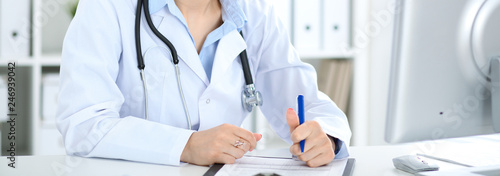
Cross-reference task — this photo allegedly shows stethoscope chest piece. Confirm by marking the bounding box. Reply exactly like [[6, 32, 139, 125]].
[[242, 84, 263, 112]]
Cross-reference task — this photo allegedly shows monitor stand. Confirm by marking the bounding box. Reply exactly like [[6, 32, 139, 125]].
[[491, 56, 500, 132]]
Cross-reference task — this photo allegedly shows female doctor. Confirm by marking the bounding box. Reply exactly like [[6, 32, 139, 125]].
[[57, 0, 351, 167]]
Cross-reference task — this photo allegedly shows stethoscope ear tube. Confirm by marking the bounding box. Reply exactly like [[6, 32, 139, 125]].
[[142, 0, 179, 65], [135, 0, 189, 127], [135, 0, 145, 69], [140, 0, 190, 129], [136, 0, 149, 120]]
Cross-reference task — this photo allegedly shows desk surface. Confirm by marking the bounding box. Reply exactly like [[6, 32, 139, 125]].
[[0, 154, 208, 176], [1, 135, 499, 176], [351, 134, 500, 176]]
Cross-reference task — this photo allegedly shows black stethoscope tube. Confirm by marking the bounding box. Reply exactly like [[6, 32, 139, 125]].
[[135, 0, 144, 69], [136, 0, 180, 68], [143, 0, 180, 65], [238, 32, 253, 85]]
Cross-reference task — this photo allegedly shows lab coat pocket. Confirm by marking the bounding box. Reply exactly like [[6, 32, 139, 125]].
[[142, 46, 174, 122]]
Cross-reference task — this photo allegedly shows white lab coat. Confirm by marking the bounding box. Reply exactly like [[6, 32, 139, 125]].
[[57, 0, 351, 165]]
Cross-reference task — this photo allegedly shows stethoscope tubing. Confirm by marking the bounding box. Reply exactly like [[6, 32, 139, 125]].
[[238, 31, 254, 85], [135, 0, 260, 130], [136, 0, 191, 130], [142, 0, 179, 65], [135, 0, 144, 69]]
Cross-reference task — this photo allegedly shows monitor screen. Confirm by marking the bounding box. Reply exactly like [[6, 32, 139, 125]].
[[385, 0, 500, 143]]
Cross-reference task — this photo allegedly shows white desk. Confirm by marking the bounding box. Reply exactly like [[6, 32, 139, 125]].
[[349, 145, 466, 176], [0, 147, 418, 176], [1, 135, 499, 176], [351, 134, 500, 176], [0, 155, 208, 176]]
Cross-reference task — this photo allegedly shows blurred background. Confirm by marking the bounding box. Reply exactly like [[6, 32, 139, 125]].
[[0, 0, 397, 156]]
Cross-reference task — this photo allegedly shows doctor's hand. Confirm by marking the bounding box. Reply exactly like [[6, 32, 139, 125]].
[[286, 108, 336, 167], [180, 123, 262, 166]]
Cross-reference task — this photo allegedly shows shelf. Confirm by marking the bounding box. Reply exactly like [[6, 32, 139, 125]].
[[0, 59, 34, 66], [299, 50, 354, 60], [39, 59, 61, 66], [40, 53, 62, 66]]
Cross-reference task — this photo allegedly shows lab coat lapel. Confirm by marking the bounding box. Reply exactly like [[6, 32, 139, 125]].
[[152, 13, 210, 86], [211, 30, 247, 84]]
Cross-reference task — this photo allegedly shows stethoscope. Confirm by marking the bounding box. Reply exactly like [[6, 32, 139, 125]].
[[135, 0, 262, 130]]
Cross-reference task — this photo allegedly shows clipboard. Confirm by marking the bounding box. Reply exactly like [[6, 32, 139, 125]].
[[203, 158, 356, 176]]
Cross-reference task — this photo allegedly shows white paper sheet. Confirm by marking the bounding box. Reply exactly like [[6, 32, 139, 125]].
[[215, 156, 348, 176]]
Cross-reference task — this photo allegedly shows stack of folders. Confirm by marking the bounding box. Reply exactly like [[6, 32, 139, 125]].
[[317, 59, 353, 114]]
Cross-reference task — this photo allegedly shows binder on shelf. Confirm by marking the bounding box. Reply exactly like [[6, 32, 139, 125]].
[[41, 74, 60, 125], [293, 0, 321, 53], [317, 59, 353, 113], [318, 60, 339, 97], [0, 0, 30, 59], [337, 61, 347, 102], [336, 60, 353, 111], [323, 0, 351, 54]]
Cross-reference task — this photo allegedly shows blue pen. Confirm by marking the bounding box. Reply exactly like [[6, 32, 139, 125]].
[[298, 95, 305, 153]]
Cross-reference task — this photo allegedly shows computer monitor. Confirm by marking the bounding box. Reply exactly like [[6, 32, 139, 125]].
[[385, 0, 500, 143]]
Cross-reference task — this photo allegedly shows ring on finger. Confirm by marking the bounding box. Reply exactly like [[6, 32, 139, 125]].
[[233, 140, 245, 147]]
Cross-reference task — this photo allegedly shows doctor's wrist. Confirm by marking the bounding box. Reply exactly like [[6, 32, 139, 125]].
[[180, 133, 195, 163], [327, 135, 341, 155]]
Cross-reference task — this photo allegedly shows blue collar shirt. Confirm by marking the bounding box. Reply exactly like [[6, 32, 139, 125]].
[[149, 0, 247, 81]]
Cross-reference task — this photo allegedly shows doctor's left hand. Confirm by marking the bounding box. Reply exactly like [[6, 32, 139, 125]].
[[180, 123, 262, 166], [286, 108, 336, 167]]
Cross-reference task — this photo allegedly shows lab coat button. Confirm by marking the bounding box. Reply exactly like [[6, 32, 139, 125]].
[[206, 99, 210, 104]]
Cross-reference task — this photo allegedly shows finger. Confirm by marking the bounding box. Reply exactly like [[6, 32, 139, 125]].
[[301, 133, 329, 152], [234, 135, 254, 152], [235, 139, 251, 152], [286, 108, 300, 133], [297, 145, 323, 162], [306, 150, 335, 168], [289, 143, 302, 156], [226, 136, 251, 153], [253, 133, 263, 141], [214, 153, 237, 164], [290, 122, 315, 143], [233, 128, 257, 150], [224, 146, 246, 159]]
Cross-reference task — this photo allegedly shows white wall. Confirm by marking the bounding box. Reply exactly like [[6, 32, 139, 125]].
[[350, 0, 398, 146], [367, 0, 397, 145]]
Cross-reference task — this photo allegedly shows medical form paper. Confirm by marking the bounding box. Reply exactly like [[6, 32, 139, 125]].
[[214, 156, 349, 176]]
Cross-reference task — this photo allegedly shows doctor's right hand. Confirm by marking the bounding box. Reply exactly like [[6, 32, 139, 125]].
[[180, 123, 262, 166]]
